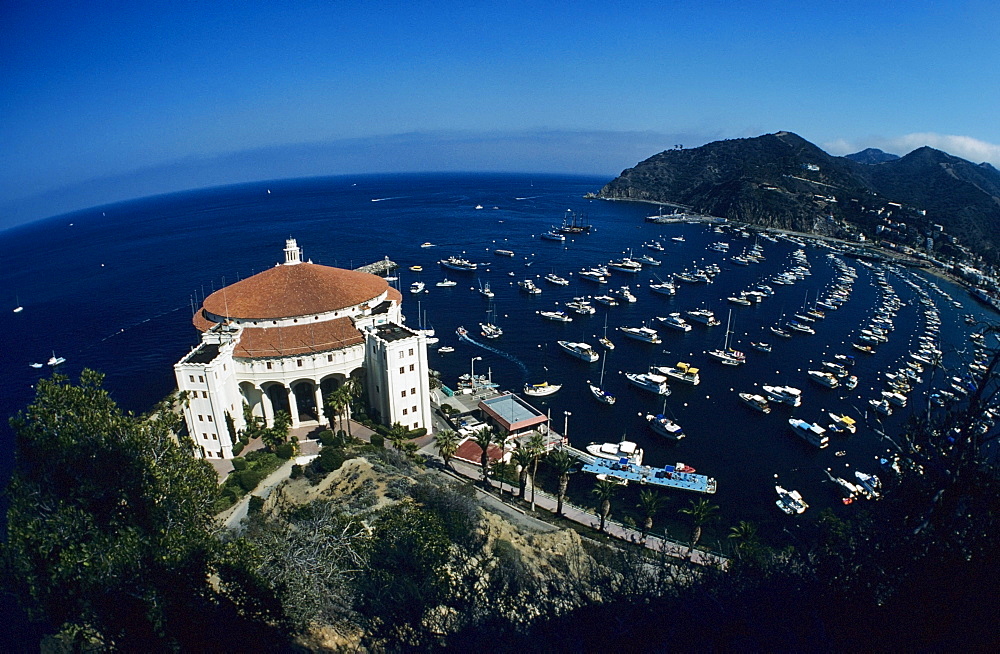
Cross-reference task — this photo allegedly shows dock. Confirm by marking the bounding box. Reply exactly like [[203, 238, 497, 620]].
[[581, 457, 717, 494]]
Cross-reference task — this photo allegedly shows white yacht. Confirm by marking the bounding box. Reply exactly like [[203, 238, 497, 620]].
[[544, 272, 570, 286], [807, 370, 840, 388], [788, 418, 829, 448], [538, 310, 572, 322], [586, 440, 643, 465], [775, 486, 809, 515], [625, 371, 670, 395], [565, 298, 596, 315], [828, 413, 857, 433], [579, 268, 608, 283], [409, 281, 425, 294], [649, 280, 676, 295], [519, 279, 542, 294], [436, 278, 457, 287], [657, 313, 692, 332], [738, 392, 771, 413], [557, 340, 599, 362], [654, 362, 700, 385], [439, 256, 478, 271], [685, 309, 721, 326], [763, 385, 802, 407], [478, 281, 494, 298], [646, 413, 686, 440], [619, 325, 661, 343]]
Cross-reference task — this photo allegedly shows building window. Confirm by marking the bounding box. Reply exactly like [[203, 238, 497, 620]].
[[408, 348, 414, 356], [413, 422, 419, 429], [223, 364, 227, 371], [411, 387, 416, 395], [198, 415, 203, 421], [202, 391, 208, 398], [266, 362, 272, 370], [399, 366, 405, 375], [207, 415, 213, 422], [409, 364, 415, 372], [402, 408, 408, 415], [217, 451, 222, 458], [399, 351, 404, 359], [189, 375, 195, 383], [212, 433, 217, 440], [297, 359, 303, 367], [198, 376, 204, 383], [412, 405, 417, 413], [401, 390, 407, 398], [328, 354, 333, 362], [202, 433, 207, 439]]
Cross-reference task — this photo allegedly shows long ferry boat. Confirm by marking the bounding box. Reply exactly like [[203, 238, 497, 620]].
[[581, 457, 717, 494]]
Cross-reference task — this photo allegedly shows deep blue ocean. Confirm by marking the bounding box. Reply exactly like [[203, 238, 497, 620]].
[[1, 172, 993, 573]]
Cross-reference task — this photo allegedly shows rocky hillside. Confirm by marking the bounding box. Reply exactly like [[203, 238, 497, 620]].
[[599, 131, 1000, 265], [845, 148, 900, 164]]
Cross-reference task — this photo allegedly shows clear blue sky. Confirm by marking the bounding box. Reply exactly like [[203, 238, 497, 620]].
[[3, 0, 998, 227]]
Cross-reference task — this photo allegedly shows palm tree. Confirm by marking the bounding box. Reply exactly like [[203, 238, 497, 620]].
[[386, 422, 410, 451], [492, 460, 511, 497], [261, 410, 292, 452], [728, 520, 759, 556], [511, 447, 535, 499], [434, 429, 459, 469], [679, 497, 720, 548], [343, 376, 362, 439], [637, 489, 667, 540], [324, 387, 347, 433], [472, 428, 497, 489], [591, 479, 618, 533], [527, 432, 545, 510], [547, 449, 573, 516]]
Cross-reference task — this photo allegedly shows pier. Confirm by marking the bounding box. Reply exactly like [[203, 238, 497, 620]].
[[354, 256, 397, 275]]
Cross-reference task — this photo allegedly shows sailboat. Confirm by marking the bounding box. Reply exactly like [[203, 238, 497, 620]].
[[645, 396, 686, 440], [707, 309, 745, 365], [599, 314, 615, 349], [13, 294, 23, 313], [588, 354, 616, 404], [414, 302, 438, 344], [479, 303, 503, 339]]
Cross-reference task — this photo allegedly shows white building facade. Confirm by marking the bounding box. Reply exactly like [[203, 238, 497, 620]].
[[174, 239, 430, 459]]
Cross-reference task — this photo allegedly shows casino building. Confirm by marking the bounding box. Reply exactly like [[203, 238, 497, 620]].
[[174, 239, 430, 459]]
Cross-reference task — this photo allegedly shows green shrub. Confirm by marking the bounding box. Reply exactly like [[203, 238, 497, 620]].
[[232, 441, 245, 456], [290, 464, 303, 479], [248, 495, 265, 515], [318, 430, 335, 446], [369, 434, 384, 448], [238, 469, 265, 493], [407, 427, 427, 438], [231, 457, 248, 471], [313, 447, 348, 474], [275, 442, 294, 460]]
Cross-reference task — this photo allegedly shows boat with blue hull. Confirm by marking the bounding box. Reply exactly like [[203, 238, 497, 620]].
[[581, 457, 717, 494]]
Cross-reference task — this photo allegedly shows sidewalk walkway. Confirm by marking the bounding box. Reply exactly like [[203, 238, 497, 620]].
[[422, 443, 727, 567]]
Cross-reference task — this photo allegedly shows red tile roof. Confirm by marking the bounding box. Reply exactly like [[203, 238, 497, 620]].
[[233, 317, 364, 358], [202, 262, 389, 320]]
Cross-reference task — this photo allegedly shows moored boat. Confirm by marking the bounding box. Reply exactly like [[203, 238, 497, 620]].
[[738, 392, 771, 413], [655, 362, 701, 385], [775, 485, 809, 514], [626, 371, 670, 395], [788, 418, 829, 448], [557, 340, 599, 362], [620, 325, 662, 343], [524, 381, 562, 397], [586, 440, 643, 465], [646, 413, 686, 440]]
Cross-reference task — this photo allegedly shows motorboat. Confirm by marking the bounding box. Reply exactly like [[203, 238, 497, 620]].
[[586, 440, 643, 465], [626, 371, 670, 395], [654, 362, 700, 385], [646, 413, 686, 440], [657, 313, 691, 332], [557, 340, 599, 362], [594, 294, 619, 307], [750, 341, 772, 352], [776, 486, 809, 515], [410, 281, 425, 294], [47, 353, 66, 367], [544, 273, 570, 285], [649, 280, 676, 295], [478, 281, 494, 298], [439, 256, 478, 271], [685, 309, 721, 326], [436, 278, 457, 287], [763, 385, 802, 407], [420, 242, 434, 248], [565, 298, 596, 315], [807, 370, 840, 388], [494, 249, 515, 257], [437, 346, 455, 353], [619, 325, 661, 343], [538, 310, 572, 322], [738, 392, 771, 413], [540, 230, 566, 241], [828, 412, 857, 434], [789, 418, 829, 448], [519, 279, 542, 294], [578, 269, 608, 283]]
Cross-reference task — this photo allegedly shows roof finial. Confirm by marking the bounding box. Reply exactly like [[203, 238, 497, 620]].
[[284, 238, 302, 265]]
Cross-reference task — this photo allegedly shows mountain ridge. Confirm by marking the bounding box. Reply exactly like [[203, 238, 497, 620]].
[[599, 132, 1000, 265]]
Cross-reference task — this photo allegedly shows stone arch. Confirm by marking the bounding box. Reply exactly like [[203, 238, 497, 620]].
[[263, 382, 290, 420], [291, 379, 319, 423], [239, 382, 264, 422]]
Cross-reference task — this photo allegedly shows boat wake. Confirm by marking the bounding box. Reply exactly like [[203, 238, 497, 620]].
[[457, 332, 530, 380], [371, 196, 407, 202]]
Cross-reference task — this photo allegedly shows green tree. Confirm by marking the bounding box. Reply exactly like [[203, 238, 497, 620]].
[[434, 429, 459, 469], [472, 428, 498, 489], [728, 520, 759, 555], [260, 409, 292, 452], [241, 401, 265, 442], [546, 449, 574, 516], [637, 489, 667, 540], [343, 376, 363, 440], [386, 422, 410, 451], [679, 498, 720, 548], [325, 386, 348, 434], [511, 447, 535, 499], [592, 480, 618, 533], [2, 371, 237, 648], [492, 460, 512, 497]]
